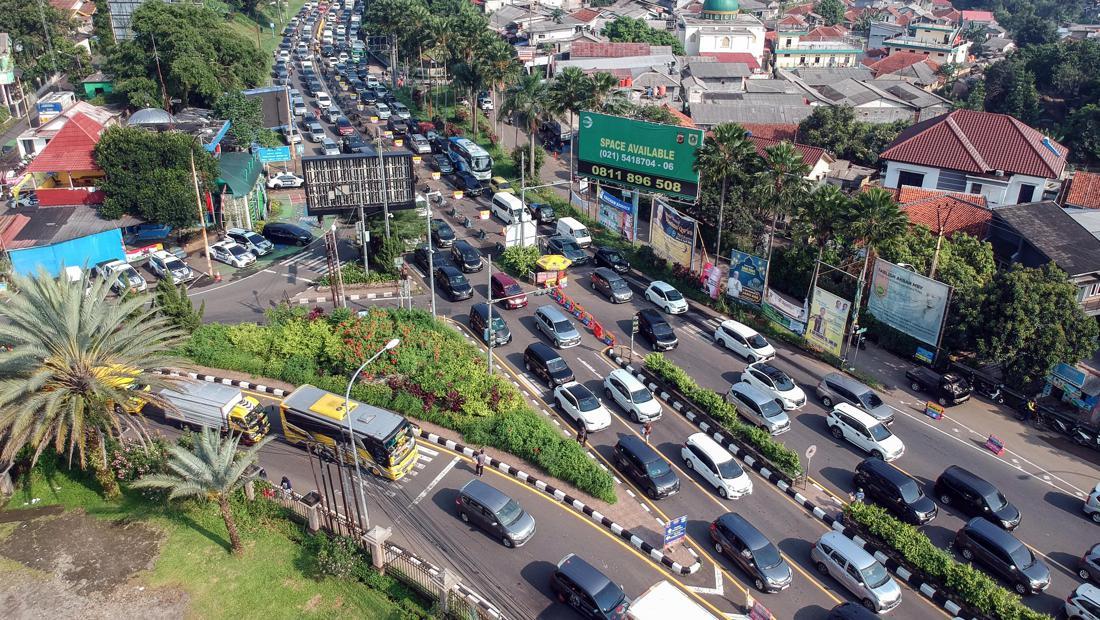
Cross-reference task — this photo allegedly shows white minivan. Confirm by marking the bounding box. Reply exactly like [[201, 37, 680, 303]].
[[555, 216, 591, 247], [680, 433, 752, 499], [491, 192, 530, 224]]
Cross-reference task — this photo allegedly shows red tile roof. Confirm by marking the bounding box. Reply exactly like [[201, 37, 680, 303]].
[[863, 51, 940, 77], [844, 8, 862, 22], [892, 187, 992, 237], [569, 8, 600, 23], [742, 123, 798, 141], [748, 135, 828, 167], [700, 52, 760, 70], [570, 41, 651, 58], [786, 3, 815, 15], [880, 109, 1067, 179], [804, 25, 849, 40], [933, 8, 961, 21], [778, 14, 808, 27], [26, 113, 104, 173], [1063, 171, 1100, 209], [662, 104, 696, 129], [961, 9, 995, 21]]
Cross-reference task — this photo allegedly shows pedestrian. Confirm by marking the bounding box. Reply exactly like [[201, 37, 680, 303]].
[[1020, 398, 1037, 423], [853, 488, 865, 503], [576, 426, 588, 446], [642, 421, 652, 444], [280, 476, 293, 499], [475, 449, 487, 476]]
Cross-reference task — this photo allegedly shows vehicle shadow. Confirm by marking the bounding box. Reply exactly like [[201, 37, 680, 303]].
[[522, 560, 561, 617], [1044, 489, 1088, 520], [793, 606, 831, 619], [818, 466, 854, 493]]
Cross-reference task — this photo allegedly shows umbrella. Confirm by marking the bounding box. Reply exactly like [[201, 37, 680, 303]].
[[536, 254, 572, 272]]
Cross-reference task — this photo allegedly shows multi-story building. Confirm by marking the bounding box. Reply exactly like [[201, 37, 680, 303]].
[[882, 22, 971, 64], [773, 25, 863, 69], [678, 0, 767, 67]]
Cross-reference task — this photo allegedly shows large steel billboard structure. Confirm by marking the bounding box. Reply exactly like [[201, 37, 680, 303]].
[[302, 152, 416, 217]]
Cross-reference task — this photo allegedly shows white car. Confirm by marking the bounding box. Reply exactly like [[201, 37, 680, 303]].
[[740, 362, 805, 410], [373, 102, 391, 120], [645, 281, 688, 314], [714, 319, 776, 363], [207, 240, 256, 268], [147, 250, 194, 283], [225, 227, 274, 256], [603, 369, 662, 423], [553, 382, 611, 432], [681, 433, 752, 499], [1085, 482, 1100, 523], [95, 259, 147, 294], [266, 172, 304, 189], [827, 403, 905, 462], [408, 134, 432, 154], [1066, 583, 1100, 620]]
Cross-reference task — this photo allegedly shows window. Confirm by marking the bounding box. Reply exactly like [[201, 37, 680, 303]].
[[1016, 183, 1037, 203], [897, 170, 926, 188], [785, 38, 792, 47], [970, 182, 983, 194], [800, 56, 806, 65], [720, 36, 731, 48]]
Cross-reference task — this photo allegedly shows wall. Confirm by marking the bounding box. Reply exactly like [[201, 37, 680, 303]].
[[10, 229, 126, 278], [883, 161, 942, 190]]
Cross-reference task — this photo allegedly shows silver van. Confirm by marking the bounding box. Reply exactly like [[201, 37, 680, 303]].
[[456, 479, 535, 548], [533, 305, 581, 348], [816, 372, 894, 424], [726, 382, 790, 435], [811, 531, 902, 613]]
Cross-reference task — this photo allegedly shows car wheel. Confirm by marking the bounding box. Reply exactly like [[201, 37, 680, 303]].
[[546, 377, 554, 389], [753, 578, 766, 592], [821, 396, 833, 408], [815, 561, 829, 576], [684, 458, 694, 470], [1092, 512, 1100, 524], [1014, 582, 1028, 595], [939, 493, 952, 505], [830, 426, 843, 440], [910, 381, 921, 391], [1080, 568, 1091, 580], [647, 487, 658, 499], [632, 410, 641, 423], [872, 450, 884, 460], [502, 536, 513, 548], [718, 486, 728, 499], [604, 388, 613, 402], [961, 548, 973, 560], [459, 511, 469, 523], [861, 599, 877, 613]]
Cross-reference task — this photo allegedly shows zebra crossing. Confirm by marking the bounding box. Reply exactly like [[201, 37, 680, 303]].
[[278, 248, 332, 275], [374, 444, 439, 497]]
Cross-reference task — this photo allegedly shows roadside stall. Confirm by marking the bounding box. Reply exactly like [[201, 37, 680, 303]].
[[534, 254, 571, 289]]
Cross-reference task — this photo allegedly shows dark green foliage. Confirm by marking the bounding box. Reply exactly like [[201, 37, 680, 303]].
[[604, 17, 686, 55], [815, 0, 845, 25], [510, 143, 545, 179], [797, 107, 908, 167], [0, 0, 93, 83], [153, 279, 205, 333], [213, 91, 279, 148]]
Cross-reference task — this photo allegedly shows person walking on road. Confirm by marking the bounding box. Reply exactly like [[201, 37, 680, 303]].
[[576, 426, 588, 446], [280, 476, 293, 499], [642, 422, 653, 444], [474, 449, 487, 476], [1020, 398, 1037, 423]]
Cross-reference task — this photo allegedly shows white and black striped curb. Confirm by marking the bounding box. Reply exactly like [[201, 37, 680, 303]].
[[415, 430, 702, 576], [385, 541, 506, 620], [156, 370, 290, 397], [297, 290, 396, 304], [606, 353, 976, 620]]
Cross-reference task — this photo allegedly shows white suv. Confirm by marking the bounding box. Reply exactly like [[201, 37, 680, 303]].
[[206, 240, 256, 268], [553, 382, 611, 432], [644, 281, 688, 314], [680, 433, 752, 499], [1066, 583, 1100, 619], [147, 250, 194, 284], [603, 369, 662, 423], [1085, 482, 1100, 523], [715, 319, 775, 362], [827, 403, 904, 462]]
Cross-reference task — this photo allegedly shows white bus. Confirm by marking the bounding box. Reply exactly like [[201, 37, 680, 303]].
[[447, 137, 493, 181]]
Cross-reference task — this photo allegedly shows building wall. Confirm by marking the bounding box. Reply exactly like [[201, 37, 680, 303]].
[[883, 161, 942, 190], [773, 50, 859, 68], [10, 229, 125, 278], [681, 25, 766, 63], [886, 161, 1049, 206]]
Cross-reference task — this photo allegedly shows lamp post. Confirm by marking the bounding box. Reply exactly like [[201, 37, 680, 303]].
[[343, 337, 401, 530], [425, 200, 436, 318]]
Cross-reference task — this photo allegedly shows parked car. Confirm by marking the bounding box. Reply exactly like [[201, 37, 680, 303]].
[[644, 281, 688, 314], [527, 202, 556, 224], [854, 457, 938, 525], [549, 554, 630, 619], [262, 222, 314, 246], [603, 368, 661, 423], [954, 517, 1050, 595], [812, 531, 902, 613], [267, 171, 304, 189], [816, 372, 894, 424], [95, 259, 147, 294], [435, 265, 473, 301], [431, 153, 454, 175], [456, 479, 535, 548], [533, 305, 581, 348], [710, 512, 792, 592], [714, 319, 775, 363], [450, 239, 483, 273], [827, 403, 905, 461], [1086, 483, 1100, 523], [454, 170, 484, 196], [934, 465, 1021, 530], [490, 176, 514, 194], [636, 309, 678, 351], [523, 342, 574, 388], [594, 247, 630, 273], [430, 218, 455, 247], [147, 249, 194, 284], [614, 435, 679, 499], [1066, 583, 1100, 620], [1079, 542, 1100, 583], [206, 240, 256, 268], [905, 367, 972, 406], [553, 382, 611, 432], [681, 433, 752, 499], [469, 302, 511, 346], [491, 272, 527, 309], [739, 362, 805, 410], [225, 227, 274, 256], [545, 236, 588, 266], [725, 381, 790, 435]]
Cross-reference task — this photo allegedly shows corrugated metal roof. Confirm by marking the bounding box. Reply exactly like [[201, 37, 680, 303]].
[[993, 201, 1100, 276]]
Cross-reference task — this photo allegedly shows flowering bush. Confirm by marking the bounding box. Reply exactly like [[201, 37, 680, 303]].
[[109, 438, 169, 482]]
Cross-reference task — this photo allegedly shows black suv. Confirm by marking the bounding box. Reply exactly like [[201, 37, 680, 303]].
[[549, 553, 630, 619], [954, 517, 1050, 595], [594, 247, 630, 273], [430, 218, 455, 247], [262, 222, 313, 246], [451, 240, 483, 273], [342, 134, 371, 154], [523, 343, 574, 388], [710, 512, 793, 592], [413, 243, 451, 272], [528, 202, 556, 224], [636, 309, 678, 351], [614, 435, 679, 499], [854, 457, 938, 525], [469, 302, 511, 346], [434, 265, 472, 301], [545, 236, 588, 266], [935, 465, 1021, 530]]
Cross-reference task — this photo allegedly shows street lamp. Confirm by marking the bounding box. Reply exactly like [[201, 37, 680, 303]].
[[343, 337, 401, 530]]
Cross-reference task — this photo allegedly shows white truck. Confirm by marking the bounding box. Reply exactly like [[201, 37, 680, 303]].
[[159, 381, 270, 444], [627, 581, 744, 620]]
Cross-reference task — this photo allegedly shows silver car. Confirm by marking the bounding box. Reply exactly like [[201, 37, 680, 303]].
[[533, 305, 581, 348], [456, 479, 535, 548], [816, 372, 894, 424], [811, 531, 901, 613]]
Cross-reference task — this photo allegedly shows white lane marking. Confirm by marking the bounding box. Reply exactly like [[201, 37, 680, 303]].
[[409, 456, 460, 507], [518, 373, 545, 396], [578, 357, 598, 376], [262, 269, 278, 274], [418, 445, 440, 457]]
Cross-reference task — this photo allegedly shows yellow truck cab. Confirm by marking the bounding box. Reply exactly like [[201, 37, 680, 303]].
[[97, 365, 151, 415], [159, 382, 270, 444]]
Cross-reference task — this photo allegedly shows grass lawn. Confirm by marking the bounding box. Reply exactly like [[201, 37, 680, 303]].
[[3, 461, 419, 619], [208, 0, 309, 71]]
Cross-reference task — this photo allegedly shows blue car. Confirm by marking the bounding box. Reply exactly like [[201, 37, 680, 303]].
[[454, 170, 483, 197]]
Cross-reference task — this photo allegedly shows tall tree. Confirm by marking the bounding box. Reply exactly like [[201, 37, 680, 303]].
[[213, 90, 276, 148], [587, 71, 631, 115], [0, 272, 184, 497], [133, 428, 273, 554], [692, 123, 758, 261], [815, 0, 846, 25], [795, 184, 853, 266], [797, 106, 907, 166], [501, 73, 550, 178], [982, 60, 1040, 122], [481, 37, 521, 137], [1012, 14, 1058, 46], [846, 188, 909, 312], [754, 142, 811, 256], [0, 0, 92, 83], [549, 67, 593, 185], [154, 279, 206, 333], [603, 17, 685, 55]]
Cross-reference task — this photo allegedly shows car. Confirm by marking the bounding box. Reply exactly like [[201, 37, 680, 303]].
[[292, 101, 308, 117], [206, 240, 256, 268], [489, 176, 514, 194], [477, 92, 493, 111], [523, 342, 574, 388], [408, 133, 431, 154], [812, 531, 902, 614], [306, 121, 325, 143], [954, 517, 1050, 595], [636, 309, 678, 351], [934, 465, 1021, 530], [615, 435, 679, 499], [827, 403, 905, 461], [591, 267, 632, 303], [905, 367, 972, 407], [342, 134, 371, 154], [147, 250, 194, 284], [12, 191, 38, 208], [335, 117, 355, 136], [431, 153, 454, 175], [428, 131, 449, 153], [1066, 583, 1100, 620], [533, 305, 581, 348], [549, 554, 630, 619], [681, 433, 752, 499], [826, 603, 879, 620], [430, 218, 455, 247], [262, 222, 314, 246], [594, 247, 630, 273], [491, 272, 527, 309], [321, 137, 340, 156], [816, 372, 894, 424], [603, 368, 661, 423], [450, 240, 483, 273], [453, 170, 484, 196], [225, 227, 274, 256], [739, 362, 805, 410], [281, 126, 302, 144], [469, 302, 511, 346], [725, 382, 790, 435], [359, 89, 377, 105], [1086, 482, 1100, 523], [545, 236, 588, 266], [553, 382, 611, 432], [1079, 543, 1100, 584], [714, 319, 776, 363], [456, 479, 535, 548], [373, 102, 391, 119], [644, 280, 688, 314], [413, 243, 450, 272], [527, 202, 556, 224], [391, 101, 411, 119], [435, 265, 473, 301], [95, 259, 147, 294], [710, 512, 792, 592], [854, 457, 938, 525]]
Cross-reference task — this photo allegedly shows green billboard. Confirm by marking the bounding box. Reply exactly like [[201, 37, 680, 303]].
[[576, 111, 704, 200]]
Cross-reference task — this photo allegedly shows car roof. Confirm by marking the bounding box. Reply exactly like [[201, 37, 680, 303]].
[[941, 465, 996, 494], [638, 308, 665, 322], [858, 457, 913, 487], [492, 272, 518, 285], [819, 531, 876, 568], [832, 403, 880, 427], [564, 382, 593, 398], [525, 341, 559, 360], [720, 319, 757, 335], [437, 265, 462, 276], [823, 372, 871, 392], [686, 432, 733, 462], [716, 512, 770, 549], [730, 381, 775, 404], [556, 554, 615, 594], [1074, 583, 1100, 603], [609, 368, 644, 390], [618, 434, 662, 463], [593, 267, 623, 279], [750, 362, 786, 380], [964, 516, 1025, 553], [536, 304, 568, 321], [150, 250, 175, 260], [459, 479, 512, 512]]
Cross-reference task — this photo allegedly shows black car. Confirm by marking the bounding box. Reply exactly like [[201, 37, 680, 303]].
[[935, 465, 1021, 530], [549, 554, 630, 620], [710, 512, 793, 592], [523, 342, 574, 388], [359, 89, 377, 104], [454, 170, 484, 197], [954, 517, 1050, 595], [636, 308, 678, 351], [386, 117, 408, 135], [827, 603, 879, 619], [262, 222, 313, 246], [430, 218, 455, 247], [413, 243, 451, 272], [342, 134, 371, 154], [545, 236, 588, 266], [594, 247, 630, 273], [429, 132, 450, 154], [854, 457, 938, 525], [527, 202, 556, 224], [451, 239, 483, 272], [431, 153, 454, 175], [614, 435, 679, 499], [435, 265, 472, 301], [469, 302, 511, 346]]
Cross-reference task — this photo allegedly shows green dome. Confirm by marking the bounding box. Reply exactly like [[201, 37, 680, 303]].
[[702, 0, 740, 18]]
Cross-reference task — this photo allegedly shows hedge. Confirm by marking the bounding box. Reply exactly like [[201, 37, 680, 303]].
[[643, 353, 803, 478], [844, 502, 1051, 620], [181, 306, 616, 503]]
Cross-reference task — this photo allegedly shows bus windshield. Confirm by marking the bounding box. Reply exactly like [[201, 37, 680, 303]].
[[382, 421, 415, 465], [449, 138, 493, 177]]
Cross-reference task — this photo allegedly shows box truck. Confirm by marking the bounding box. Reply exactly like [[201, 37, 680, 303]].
[[159, 382, 270, 444]]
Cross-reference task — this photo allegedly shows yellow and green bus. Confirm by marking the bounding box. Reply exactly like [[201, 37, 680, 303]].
[[280, 384, 419, 480]]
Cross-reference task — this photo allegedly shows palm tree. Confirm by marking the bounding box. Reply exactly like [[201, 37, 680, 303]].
[[847, 187, 908, 311], [548, 67, 591, 189], [588, 71, 631, 115], [502, 72, 549, 179], [795, 183, 853, 296], [0, 271, 185, 498], [481, 38, 521, 137], [754, 142, 811, 250], [133, 428, 273, 554], [692, 122, 757, 261], [453, 60, 488, 137]]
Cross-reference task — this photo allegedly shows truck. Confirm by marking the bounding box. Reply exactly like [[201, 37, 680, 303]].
[[627, 581, 743, 620], [158, 381, 270, 443], [905, 366, 972, 407]]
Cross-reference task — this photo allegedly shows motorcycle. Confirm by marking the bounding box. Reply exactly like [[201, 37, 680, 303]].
[[1073, 424, 1100, 451], [972, 379, 1005, 404], [1033, 409, 1075, 436]]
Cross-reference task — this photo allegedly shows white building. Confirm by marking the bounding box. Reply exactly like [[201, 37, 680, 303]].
[[678, 0, 767, 66]]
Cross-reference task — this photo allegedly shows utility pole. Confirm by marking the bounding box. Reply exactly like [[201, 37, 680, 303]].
[[487, 258, 494, 374], [425, 201, 436, 318], [190, 152, 218, 282], [376, 132, 391, 238]]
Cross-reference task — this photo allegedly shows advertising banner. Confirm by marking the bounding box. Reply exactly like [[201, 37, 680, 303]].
[[762, 289, 806, 334], [255, 145, 291, 163], [0, 34, 13, 86], [649, 198, 696, 269], [867, 258, 951, 347], [727, 249, 768, 305], [596, 186, 635, 241], [806, 287, 851, 357]]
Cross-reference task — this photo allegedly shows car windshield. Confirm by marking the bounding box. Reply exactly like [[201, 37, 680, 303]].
[[645, 459, 671, 478], [716, 458, 744, 479], [630, 388, 653, 404], [228, 245, 248, 257], [663, 287, 683, 301], [504, 283, 522, 296], [561, 241, 580, 253], [1008, 545, 1033, 568], [750, 542, 783, 570], [610, 279, 630, 291], [860, 392, 885, 409], [244, 232, 266, 245], [868, 423, 892, 442], [984, 490, 1009, 510], [546, 358, 568, 372], [575, 391, 600, 412], [898, 480, 923, 503], [652, 322, 674, 336], [496, 499, 523, 527], [605, 251, 623, 263], [165, 258, 184, 270], [447, 275, 465, 286], [861, 562, 890, 588], [768, 371, 795, 391], [759, 399, 784, 419], [593, 582, 626, 613], [489, 316, 507, 332], [748, 334, 770, 349], [553, 320, 573, 334]]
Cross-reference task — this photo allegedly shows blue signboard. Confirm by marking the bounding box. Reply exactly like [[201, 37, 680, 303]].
[[256, 145, 291, 163], [662, 515, 688, 547], [727, 249, 768, 306]]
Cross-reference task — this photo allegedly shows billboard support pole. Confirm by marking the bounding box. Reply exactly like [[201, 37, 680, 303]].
[[843, 254, 872, 365], [631, 191, 640, 246]]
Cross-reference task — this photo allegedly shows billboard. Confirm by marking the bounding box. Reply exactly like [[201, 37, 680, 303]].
[[763, 288, 807, 334], [577, 111, 704, 200], [596, 186, 635, 241], [0, 33, 13, 86], [867, 258, 951, 347], [302, 152, 416, 216], [255, 145, 291, 163], [649, 198, 696, 268], [727, 249, 768, 305], [806, 287, 851, 357]]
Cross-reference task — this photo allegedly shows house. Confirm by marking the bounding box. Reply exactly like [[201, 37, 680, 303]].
[[869, 21, 907, 50], [16, 100, 121, 159], [81, 72, 114, 99], [989, 201, 1100, 315], [748, 135, 834, 182], [773, 24, 864, 69], [826, 158, 875, 190], [678, 0, 768, 66], [862, 51, 942, 88], [50, 0, 96, 53], [0, 204, 141, 278], [24, 113, 109, 207], [527, 18, 582, 44], [682, 60, 752, 103], [1061, 171, 1100, 210], [882, 22, 971, 64], [797, 77, 950, 123], [960, 10, 996, 28], [980, 37, 1016, 57], [879, 109, 1068, 207], [890, 186, 992, 237], [689, 93, 813, 138]]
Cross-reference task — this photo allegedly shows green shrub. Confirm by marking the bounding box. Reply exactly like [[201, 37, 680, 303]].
[[316, 261, 394, 286], [499, 245, 541, 278], [303, 531, 364, 579]]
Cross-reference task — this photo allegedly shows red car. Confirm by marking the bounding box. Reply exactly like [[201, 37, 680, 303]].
[[336, 117, 355, 136], [491, 272, 527, 309]]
